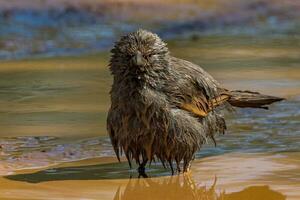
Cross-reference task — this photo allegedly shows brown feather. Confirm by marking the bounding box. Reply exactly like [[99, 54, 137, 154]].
[[107, 30, 282, 174]]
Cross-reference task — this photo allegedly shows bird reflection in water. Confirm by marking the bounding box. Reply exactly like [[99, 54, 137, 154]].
[[114, 174, 286, 200]]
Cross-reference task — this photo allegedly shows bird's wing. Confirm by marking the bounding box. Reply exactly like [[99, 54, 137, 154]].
[[169, 57, 231, 117], [107, 106, 121, 162]]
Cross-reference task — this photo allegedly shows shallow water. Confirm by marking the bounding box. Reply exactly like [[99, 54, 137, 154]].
[[1, 153, 299, 199], [0, 35, 299, 199]]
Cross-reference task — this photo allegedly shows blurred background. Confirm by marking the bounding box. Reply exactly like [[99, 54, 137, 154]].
[[0, 0, 300, 59], [0, 0, 299, 173]]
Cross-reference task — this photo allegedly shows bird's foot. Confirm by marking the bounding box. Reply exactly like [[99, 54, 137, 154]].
[[138, 165, 145, 173], [137, 165, 148, 178]]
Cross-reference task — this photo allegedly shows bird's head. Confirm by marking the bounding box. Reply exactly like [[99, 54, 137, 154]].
[[110, 29, 170, 76]]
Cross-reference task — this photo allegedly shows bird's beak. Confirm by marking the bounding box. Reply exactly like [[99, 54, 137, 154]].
[[133, 51, 144, 66]]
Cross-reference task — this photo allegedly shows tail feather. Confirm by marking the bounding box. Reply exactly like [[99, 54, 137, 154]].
[[208, 90, 284, 110], [228, 90, 285, 109]]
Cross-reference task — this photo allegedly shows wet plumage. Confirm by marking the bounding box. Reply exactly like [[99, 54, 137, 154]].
[[107, 29, 282, 173]]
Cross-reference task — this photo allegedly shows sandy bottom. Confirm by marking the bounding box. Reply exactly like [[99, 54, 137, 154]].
[[0, 152, 299, 200]]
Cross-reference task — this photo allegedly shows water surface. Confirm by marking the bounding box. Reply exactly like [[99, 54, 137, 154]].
[[0, 35, 299, 199]]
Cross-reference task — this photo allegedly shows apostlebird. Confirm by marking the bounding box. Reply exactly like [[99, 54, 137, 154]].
[[107, 29, 283, 174]]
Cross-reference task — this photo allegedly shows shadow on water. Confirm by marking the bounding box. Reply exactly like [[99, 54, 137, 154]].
[[114, 175, 286, 200], [4, 163, 286, 200], [4, 162, 172, 183]]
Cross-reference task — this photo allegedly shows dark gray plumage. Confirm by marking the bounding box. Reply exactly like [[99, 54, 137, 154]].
[[107, 29, 282, 174]]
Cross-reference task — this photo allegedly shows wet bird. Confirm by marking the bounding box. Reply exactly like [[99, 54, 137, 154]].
[[107, 29, 283, 174]]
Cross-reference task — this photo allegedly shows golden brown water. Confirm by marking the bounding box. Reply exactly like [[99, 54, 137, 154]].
[[1, 152, 299, 200], [0, 37, 299, 138], [0, 35, 299, 199]]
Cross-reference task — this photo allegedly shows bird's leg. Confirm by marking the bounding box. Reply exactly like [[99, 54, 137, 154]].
[[175, 159, 181, 173], [168, 160, 174, 175], [138, 171, 148, 178], [177, 166, 181, 173], [137, 158, 148, 175], [161, 160, 167, 169]]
